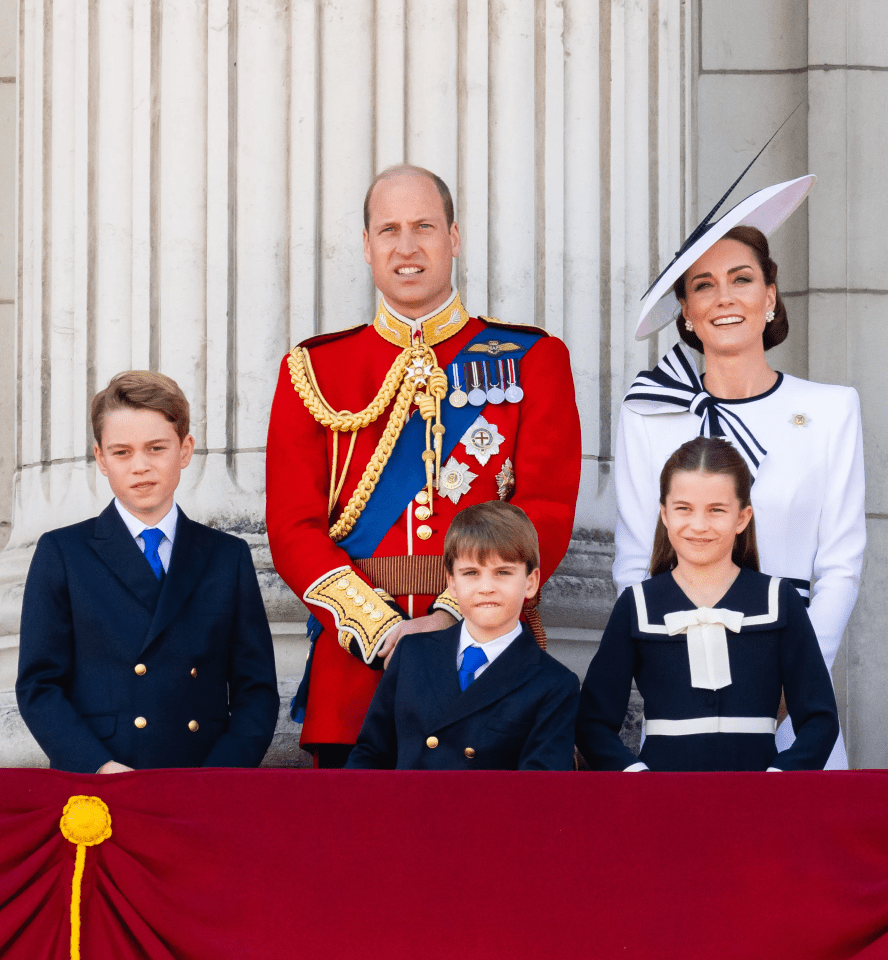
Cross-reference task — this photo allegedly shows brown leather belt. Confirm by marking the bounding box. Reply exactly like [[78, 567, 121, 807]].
[[353, 555, 448, 597]]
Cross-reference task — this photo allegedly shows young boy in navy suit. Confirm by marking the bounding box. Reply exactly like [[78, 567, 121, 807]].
[[346, 501, 580, 770], [16, 371, 279, 773]]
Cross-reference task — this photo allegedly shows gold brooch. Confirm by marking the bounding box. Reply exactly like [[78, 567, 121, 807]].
[[789, 412, 811, 429], [496, 458, 515, 501]]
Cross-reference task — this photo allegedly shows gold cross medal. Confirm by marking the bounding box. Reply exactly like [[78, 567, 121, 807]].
[[438, 456, 478, 504], [461, 415, 505, 467], [448, 362, 468, 408]]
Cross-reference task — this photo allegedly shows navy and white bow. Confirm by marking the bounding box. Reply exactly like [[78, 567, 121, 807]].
[[623, 343, 767, 477]]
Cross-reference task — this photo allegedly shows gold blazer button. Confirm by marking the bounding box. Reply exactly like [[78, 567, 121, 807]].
[[134, 664, 147, 676], [134, 717, 147, 729], [415, 490, 430, 505], [464, 747, 476, 759], [190, 667, 197, 677], [416, 524, 433, 540], [414, 505, 431, 521], [188, 720, 199, 733], [426, 736, 439, 749]]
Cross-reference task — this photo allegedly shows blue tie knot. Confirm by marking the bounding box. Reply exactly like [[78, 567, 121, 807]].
[[458, 645, 488, 691], [140, 528, 166, 581]]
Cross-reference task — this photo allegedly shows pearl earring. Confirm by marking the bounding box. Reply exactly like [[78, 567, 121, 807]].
[[765, 310, 775, 323], [684, 318, 694, 332]]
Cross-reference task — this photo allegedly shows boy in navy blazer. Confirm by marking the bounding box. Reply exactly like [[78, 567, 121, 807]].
[[16, 371, 279, 773], [346, 501, 580, 770]]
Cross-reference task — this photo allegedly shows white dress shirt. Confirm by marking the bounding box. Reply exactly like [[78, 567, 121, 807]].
[[456, 621, 523, 681], [114, 499, 178, 573]]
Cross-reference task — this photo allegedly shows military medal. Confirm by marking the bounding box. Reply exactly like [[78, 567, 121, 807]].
[[467, 362, 487, 407], [504, 358, 524, 403], [448, 362, 468, 408], [496, 457, 516, 500], [486, 361, 505, 404], [438, 456, 478, 504], [460, 415, 505, 466]]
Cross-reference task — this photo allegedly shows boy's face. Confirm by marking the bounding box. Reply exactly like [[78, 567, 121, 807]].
[[446, 552, 540, 644], [95, 408, 194, 527]]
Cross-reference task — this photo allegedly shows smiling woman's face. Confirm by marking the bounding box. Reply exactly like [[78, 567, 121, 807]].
[[677, 238, 777, 360]]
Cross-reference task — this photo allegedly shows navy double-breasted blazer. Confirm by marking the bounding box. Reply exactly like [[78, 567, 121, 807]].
[[346, 623, 580, 770], [16, 502, 279, 772]]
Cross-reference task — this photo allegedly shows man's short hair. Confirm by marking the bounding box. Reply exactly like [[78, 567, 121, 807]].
[[444, 501, 540, 575], [363, 164, 455, 230], [91, 371, 191, 446]]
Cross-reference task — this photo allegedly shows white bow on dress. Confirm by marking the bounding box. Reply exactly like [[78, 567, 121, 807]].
[[662, 607, 744, 690]]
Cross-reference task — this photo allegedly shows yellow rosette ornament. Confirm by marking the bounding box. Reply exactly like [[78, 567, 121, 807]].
[[59, 795, 113, 960]]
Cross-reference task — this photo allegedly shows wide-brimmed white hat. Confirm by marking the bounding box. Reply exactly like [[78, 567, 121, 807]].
[[635, 174, 815, 341]]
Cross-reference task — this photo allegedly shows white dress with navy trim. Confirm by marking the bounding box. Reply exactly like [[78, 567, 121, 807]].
[[575, 569, 840, 772], [614, 349, 865, 769]]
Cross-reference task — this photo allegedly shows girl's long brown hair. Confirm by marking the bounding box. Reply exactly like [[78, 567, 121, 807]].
[[649, 437, 760, 577]]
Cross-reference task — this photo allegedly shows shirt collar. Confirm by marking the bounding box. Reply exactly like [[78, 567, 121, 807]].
[[114, 499, 179, 544], [458, 620, 523, 666]]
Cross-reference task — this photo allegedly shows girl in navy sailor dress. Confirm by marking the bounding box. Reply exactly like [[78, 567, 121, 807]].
[[576, 437, 839, 772]]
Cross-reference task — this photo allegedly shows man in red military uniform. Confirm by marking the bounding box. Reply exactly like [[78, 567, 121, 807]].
[[266, 165, 581, 767]]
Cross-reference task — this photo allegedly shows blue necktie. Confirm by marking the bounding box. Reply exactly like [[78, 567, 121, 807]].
[[140, 528, 166, 581], [458, 646, 488, 691]]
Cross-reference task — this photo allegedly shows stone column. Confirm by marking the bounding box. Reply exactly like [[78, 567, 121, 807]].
[[1, 0, 690, 765], [0, 0, 18, 740], [807, 2, 888, 769]]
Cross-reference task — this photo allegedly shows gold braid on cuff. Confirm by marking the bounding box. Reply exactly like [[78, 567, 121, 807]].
[[431, 587, 463, 621], [303, 567, 403, 663], [288, 342, 448, 543]]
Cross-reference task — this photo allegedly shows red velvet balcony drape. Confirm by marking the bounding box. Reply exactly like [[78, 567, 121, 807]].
[[1, 769, 887, 960]]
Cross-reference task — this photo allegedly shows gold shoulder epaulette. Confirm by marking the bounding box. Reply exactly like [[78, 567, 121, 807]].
[[478, 315, 551, 337], [296, 323, 367, 351]]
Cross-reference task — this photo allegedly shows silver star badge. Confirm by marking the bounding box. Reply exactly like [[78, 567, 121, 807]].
[[460, 415, 505, 466], [406, 357, 433, 386], [438, 456, 478, 504]]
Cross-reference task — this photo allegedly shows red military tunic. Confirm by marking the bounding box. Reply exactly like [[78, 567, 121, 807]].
[[266, 293, 581, 747]]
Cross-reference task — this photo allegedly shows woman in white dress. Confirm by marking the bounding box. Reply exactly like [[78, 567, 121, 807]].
[[615, 176, 865, 769]]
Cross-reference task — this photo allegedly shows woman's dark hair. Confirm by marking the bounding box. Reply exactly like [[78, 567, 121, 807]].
[[674, 225, 788, 352], [649, 436, 760, 578]]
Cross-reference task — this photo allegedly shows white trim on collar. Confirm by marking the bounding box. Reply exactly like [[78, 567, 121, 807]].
[[631, 576, 781, 634]]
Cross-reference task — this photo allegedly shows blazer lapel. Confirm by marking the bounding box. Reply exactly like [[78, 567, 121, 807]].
[[140, 508, 210, 653], [420, 622, 464, 716], [88, 502, 163, 611], [433, 627, 543, 731]]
